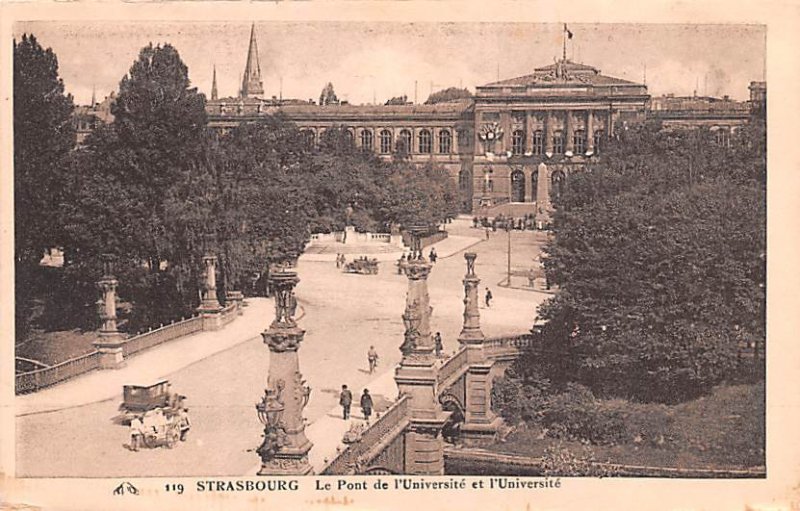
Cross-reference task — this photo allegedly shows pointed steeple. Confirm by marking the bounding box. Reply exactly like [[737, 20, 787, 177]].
[[211, 65, 218, 101], [241, 23, 264, 98]]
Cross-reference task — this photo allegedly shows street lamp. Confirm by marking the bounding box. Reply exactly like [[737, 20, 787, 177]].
[[506, 223, 512, 286], [256, 383, 287, 467]]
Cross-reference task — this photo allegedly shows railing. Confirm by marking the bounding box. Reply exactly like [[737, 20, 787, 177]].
[[220, 302, 238, 326], [367, 233, 391, 243], [322, 395, 410, 475], [121, 315, 203, 358], [15, 351, 101, 394], [437, 346, 469, 387], [484, 334, 536, 360]]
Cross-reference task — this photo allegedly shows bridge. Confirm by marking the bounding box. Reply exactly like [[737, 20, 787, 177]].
[[313, 251, 534, 475]]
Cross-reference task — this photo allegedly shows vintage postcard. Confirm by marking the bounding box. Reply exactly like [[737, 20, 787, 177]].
[[1, 2, 798, 511]]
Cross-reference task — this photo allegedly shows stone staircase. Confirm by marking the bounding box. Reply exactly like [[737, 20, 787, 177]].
[[475, 201, 538, 218]]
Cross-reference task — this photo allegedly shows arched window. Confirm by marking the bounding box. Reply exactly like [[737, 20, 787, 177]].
[[552, 169, 566, 198], [418, 129, 432, 154], [512, 130, 525, 155], [714, 128, 731, 148], [360, 129, 373, 152], [532, 130, 544, 155], [379, 130, 392, 154], [438, 130, 452, 154], [511, 170, 525, 202], [344, 129, 355, 147], [300, 129, 315, 149], [593, 130, 605, 155], [531, 169, 538, 195], [553, 130, 564, 154], [398, 129, 412, 154], [573, 129, 587, 155]]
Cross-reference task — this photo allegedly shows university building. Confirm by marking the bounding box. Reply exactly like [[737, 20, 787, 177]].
[[75, 25, 765, 216]]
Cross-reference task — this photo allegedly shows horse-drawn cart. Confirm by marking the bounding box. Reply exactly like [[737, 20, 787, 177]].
[[344, 258, 379, 275]]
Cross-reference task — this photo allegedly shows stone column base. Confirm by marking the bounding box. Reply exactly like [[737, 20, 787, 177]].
[[258, 444, 313, 476], [93, 335, 126, 370], [199, 309, 223, 330], [459, 416, 504, 448]]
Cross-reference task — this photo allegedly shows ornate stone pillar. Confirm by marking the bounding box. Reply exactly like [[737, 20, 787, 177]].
[[257, 271, 313, 476], [565, 110, 574, 154], [500, 111, 512, 154], [93, 255, 125, 369], [525, 112, 534, 153], [586, 110, 595, 153], [457, 253, 501, 445], [536, 162, 552, 226], [459, 253, 484, 346], [395, 229, 448, 475], [198, 252, 223, 330], [545, 111, 554, 154]]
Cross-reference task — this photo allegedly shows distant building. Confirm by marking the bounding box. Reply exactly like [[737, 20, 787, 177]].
[[72, 25, 763, 216], [206, 27, 650, 214], [74, 90, 115, 146]]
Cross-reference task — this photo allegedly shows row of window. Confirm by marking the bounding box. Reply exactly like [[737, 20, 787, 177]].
[[300, 128, 454, 154], [507, 129, 606, 156]]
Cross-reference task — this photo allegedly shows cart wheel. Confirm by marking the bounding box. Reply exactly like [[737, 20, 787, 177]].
[[144, 434, 156, 449], [166, 426, 179, 449]]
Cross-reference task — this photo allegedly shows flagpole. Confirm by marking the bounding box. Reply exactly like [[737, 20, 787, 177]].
[[562, 24, 567, 61]]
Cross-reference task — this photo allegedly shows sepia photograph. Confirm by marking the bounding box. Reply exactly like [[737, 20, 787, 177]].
[[1, 3, 798, 510]]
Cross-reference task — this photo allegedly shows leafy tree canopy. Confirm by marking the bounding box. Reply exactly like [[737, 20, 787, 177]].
[[424, 87, 472, 105], [523, 122, 766, 403]]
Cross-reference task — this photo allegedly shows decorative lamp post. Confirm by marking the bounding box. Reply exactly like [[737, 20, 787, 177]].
[[256, 381, 288, 466], [198, 234, 223, 329], [257, 269, 312, 475], [93, 254, 125, 369], [394, 225, 449, 474], [458, 252, 485, 346]]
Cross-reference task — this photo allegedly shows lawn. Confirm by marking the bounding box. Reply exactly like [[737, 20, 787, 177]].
[[487, 383, 765, 471], [15, 329, 101, 367]]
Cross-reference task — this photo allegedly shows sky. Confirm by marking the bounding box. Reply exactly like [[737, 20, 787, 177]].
[[14, 21, 766, 106]]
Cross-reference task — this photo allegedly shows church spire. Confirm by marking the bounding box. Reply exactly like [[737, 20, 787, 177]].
[[241, 23, 264, 98], [91, 84, 96, 107], [211, 65, 218, 101]]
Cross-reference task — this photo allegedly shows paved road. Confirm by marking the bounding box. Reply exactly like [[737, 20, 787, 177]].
[[16, 217, 549, 477]]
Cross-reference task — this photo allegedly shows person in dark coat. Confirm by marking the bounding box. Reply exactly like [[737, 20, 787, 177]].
[[360, 389, 374, 424], [339, 385, 353, 420], [485, 287, 493, 307], [434, 332, 443, 358]]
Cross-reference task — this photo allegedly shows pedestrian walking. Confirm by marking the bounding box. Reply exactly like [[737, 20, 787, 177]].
[[336, 253, 341, 269], [429, 248, 438, 263], [367, 346, 379, 374], [360, 389, 373, 424], [129, 415, 144, 452], [178, 408, 191, 441], [434, 332, 443, 358], [485, 287, 493, 307], [339, 385, 353, 420], [485, 227, 490, 240]]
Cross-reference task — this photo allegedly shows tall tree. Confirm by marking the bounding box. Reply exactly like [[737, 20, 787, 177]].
[[14, 34, 75, 266], [527, 122, 766, 403], [111, 42, 208, 272], [14, 34, 76, 338]]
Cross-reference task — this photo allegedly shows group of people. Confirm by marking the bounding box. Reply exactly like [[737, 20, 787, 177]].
[[473, 213, 542, 232], [339, 385, 374, 424], [128, 407, 191, 452], [335, 253, 347, 268]]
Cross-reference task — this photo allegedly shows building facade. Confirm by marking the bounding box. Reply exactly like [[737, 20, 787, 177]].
[[74, 26, 763, 216]]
